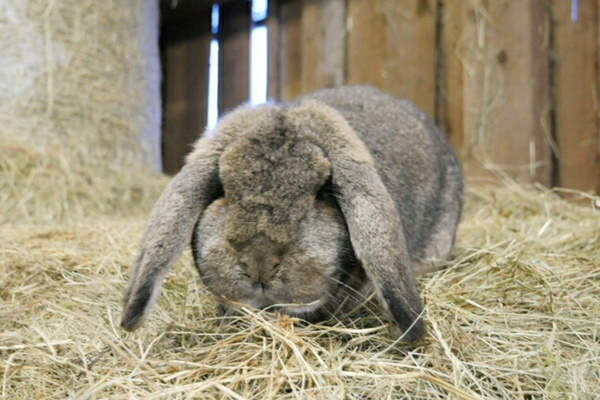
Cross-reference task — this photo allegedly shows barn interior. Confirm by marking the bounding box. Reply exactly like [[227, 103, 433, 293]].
[[1, 1, 599, 398]]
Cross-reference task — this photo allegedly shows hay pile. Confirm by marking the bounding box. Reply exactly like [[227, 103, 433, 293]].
[[0, 1, 163, 223], [2, 182, 598, 399], [0, 137, 166, 224]]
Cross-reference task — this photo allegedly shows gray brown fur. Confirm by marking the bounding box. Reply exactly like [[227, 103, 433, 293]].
[[121, 86, 464, 342]]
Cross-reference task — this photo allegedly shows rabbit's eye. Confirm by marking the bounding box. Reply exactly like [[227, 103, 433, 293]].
[[207, 179, 225, 204], [316, 177, 334, 201], [239, 264, 251, 279]]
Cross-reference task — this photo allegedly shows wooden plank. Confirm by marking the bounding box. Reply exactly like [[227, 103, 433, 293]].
[[319, 0, 346, 89], [347, 0, 437, 115], [458, 1, 552, 185], [279, 0, 303, 101], [300, 0, 324, 94], [300, 0, 346, 94], [161, 13, 212, 174], [218, 0, 251, 113], [346, 0, 386, 88], [381, 0, 438, 117], [267, 0, 281, 100], [528, 0, 552, 186], [553, 0, 599, 193], [438, 1, 466, 150]]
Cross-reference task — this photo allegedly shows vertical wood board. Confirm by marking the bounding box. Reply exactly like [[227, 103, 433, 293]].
[[279, 0, 303, 101], [553, 0, 599, 193], [219, 1, 251, 113], [300, 0, 324, 94], [347, 0, 437, 115], [300, 0, 345, 94], [458, 1, 552, 185], [320, 0, 346, 89], [267, 0, 281, 100], [381, 0, 438, 117], [438, 1, 466, 150], [346, 0, 386, 88], [162, 16, 211, 174]]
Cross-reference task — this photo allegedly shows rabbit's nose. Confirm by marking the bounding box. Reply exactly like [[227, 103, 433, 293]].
[[252, 282, 269, 292]]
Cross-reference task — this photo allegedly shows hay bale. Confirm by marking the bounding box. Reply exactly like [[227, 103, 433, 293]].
[[0, 0, 163, 223], [1, 184, 599, 398]]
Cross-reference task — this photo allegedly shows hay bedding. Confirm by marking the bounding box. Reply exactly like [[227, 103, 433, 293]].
[[3, 2, 597, 396], [1, 182, 599, 400]]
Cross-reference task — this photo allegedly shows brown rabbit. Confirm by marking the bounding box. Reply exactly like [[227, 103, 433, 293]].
[[121, 86, 463, 342]]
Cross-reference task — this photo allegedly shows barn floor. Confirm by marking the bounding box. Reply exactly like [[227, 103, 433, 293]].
[[1, 183, 599, 399]]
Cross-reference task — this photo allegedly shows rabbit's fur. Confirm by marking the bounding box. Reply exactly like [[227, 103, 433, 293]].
[[121, 86, 463, 342]]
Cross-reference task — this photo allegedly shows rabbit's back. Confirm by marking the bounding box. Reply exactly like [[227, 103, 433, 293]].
[[302, 86, 463, 270]]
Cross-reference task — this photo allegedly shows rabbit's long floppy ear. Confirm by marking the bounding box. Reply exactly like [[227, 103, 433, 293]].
[[121, 137, 222, 332], [288, 102, 425, 342]]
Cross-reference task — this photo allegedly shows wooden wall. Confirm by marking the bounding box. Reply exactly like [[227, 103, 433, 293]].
[[161, 7, 212, 174], [268, 0, 599, 193], [160, 0, 252, 174], [161, 0, 600, 194]]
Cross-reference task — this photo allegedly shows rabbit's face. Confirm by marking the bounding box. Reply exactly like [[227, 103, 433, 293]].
[[121, 95, 434, 341], [193, 193, 353, 317]]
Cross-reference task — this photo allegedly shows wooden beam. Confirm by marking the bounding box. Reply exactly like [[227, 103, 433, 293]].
[[347, 0, 437, 116], [267, 0, 281, 100], [346, 0, 386, 88], [552, 0, 599, 193], [300, 0, 345, 94], [161, 12, 212, 174], [218, 0, 251, 113], [454, 1, 552, 185], [381, 0, 438, 117], [275, 0, 346, 101], [438, 1, 466, 150], [279, 0, 303, 101]]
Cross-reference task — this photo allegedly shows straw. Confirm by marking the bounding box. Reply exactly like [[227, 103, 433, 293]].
[[2, 183, 599, 399]]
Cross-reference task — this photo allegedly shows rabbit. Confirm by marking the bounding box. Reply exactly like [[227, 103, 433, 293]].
[[121, 86, 464, 342]]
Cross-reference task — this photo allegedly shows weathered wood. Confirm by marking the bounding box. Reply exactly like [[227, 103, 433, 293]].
[[438, 1, 466, 150], [320, 0, 346, 89], [300, 0, 324, 94], [457, 1, 552, 185], [279, 0, 303, 101], [347, 0, 437, 116], [162, 14, 212, 175], [218, 0, 251, 113], [553, 0, 599, 193], [346, 0, 386, 88], [381, 0, 438, 117], [267, 0, 281, 100], [300, 0, 345, 94], [159, 0, 599, 190]]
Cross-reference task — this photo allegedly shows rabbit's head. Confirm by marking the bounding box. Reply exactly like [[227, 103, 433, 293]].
[[121, 101, 424, 341]]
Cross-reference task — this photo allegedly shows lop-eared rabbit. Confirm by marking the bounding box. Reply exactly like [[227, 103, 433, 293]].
[[121, 86, 464, 342]]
